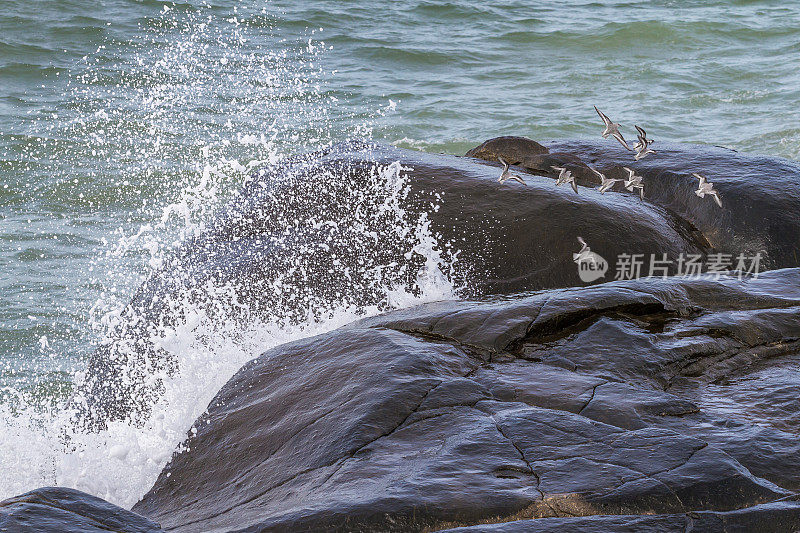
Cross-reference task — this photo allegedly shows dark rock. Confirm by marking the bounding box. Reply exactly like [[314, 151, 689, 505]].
[[467, 135, 800, 268], [436, 498, 800, 532], [78, 136, 800, 437], [465, 136, 549, 162], [132, 269, 800, 531], [207, 139, 717, 296], [0, 487, 162, 532]]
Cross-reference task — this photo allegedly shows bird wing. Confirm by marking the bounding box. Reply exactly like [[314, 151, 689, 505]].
[[571, 179, 579, 194], [711, 191, 722, 207], [612, 132, 632, 151], [594, 105, 612, 126], [635, 125, 647, 139]]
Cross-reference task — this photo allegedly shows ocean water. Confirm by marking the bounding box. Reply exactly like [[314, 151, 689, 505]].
[[1, 0, 799, 507]]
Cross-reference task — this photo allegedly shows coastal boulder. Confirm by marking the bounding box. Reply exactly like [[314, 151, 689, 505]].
[[78, 137, 800, 429], [467, 135, 800, 269], [0, 487, 161, 532], [132, 269, 800, 531]]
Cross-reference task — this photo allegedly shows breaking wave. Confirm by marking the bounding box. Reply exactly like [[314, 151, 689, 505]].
[[0, 5, 458, 507]]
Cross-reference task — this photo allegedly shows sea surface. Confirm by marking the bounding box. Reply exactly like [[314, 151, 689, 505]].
[[2, 0, 800, 506]]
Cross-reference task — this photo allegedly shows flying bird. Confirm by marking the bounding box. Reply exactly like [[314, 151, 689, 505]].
[[573, 236, 602, 267], [633, 142, 656, 161], [497, 157, 526, 186], [591, 167, 622, 194], [623, 166, 645, 200], [632, 125, 654, 152], [692, 173, 723, 207], [594, 106, 632, 151], [552, 165, 579, 194]]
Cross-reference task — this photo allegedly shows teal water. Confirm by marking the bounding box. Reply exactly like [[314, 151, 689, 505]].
[[5, 0, 800, 399], [1, 0, 800, 504], [3, 0, 800, 404]]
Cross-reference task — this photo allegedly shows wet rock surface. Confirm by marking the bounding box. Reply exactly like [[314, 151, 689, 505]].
[[197, 134, 799, 299], [468, 136, 800, 269], [437, 498, 800, 532], [96, 133, 800, 326], [131, 268, 800, 532], [79, 137, 800, 424], [31, 137, 795, 531], [0, 487, 162, 532]]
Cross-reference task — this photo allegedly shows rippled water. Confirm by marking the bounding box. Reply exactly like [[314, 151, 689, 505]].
[[1, 0, 799, 505]]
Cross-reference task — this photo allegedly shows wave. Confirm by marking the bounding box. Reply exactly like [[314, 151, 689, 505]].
[[0, 4, 457, 508]]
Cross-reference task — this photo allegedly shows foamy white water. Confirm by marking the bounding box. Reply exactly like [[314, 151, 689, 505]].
[[0, 154, 458, 508], [0, 274, 454, 508]]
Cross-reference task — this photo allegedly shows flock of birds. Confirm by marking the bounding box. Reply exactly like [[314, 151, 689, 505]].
[[497, 106, 724, 208]]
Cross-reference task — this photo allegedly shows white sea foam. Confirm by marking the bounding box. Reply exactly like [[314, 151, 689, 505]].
[[1, 273, 454, 507], [0, 155, 457, 508]]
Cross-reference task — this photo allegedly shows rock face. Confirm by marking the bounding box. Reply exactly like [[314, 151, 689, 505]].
[[131, 268, 800, 532], [17, 138, 798, 530], [78, 137, 800, 424], [437, 500, 800, 532], [0, 487, 161, 532], [468, 136, 800, 269]]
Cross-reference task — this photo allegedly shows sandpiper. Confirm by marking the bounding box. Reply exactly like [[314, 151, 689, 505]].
[[623, 166, 645, 200], [573, 236, 598, 263], [498, 157, 526, 186], [692, 173, 723, 207], [552, 166, 571, 182], [551, 165, 578, 193], [633, 143, 656, 161], [632, 125, 654, 152], [594, 106, 632, 151], [591, 167, 622, 194]]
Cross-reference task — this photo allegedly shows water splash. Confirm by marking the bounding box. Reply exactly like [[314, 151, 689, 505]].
[[0, 5, 458, 508]]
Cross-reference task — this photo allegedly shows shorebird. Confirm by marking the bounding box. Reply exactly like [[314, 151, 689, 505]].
[[573, 236, 602, 267], [594, 106, 632, 151], [692, 173, 723, 207], [573, 236, 591, 262], [632, 125, 654, 152], [552, 166, 570, 183], [623, 166, 645, 200], [551, 165, 578, 194], [497, 157, 526, 186], [634, 142, 656, 161], [591, 167, 622, 194]]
